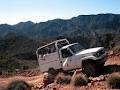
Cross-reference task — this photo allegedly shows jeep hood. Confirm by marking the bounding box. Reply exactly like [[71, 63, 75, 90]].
[[76, 47, 103, 55]]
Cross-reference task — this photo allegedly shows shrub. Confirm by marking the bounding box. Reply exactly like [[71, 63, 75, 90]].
[[113, 45, 120, 54], [48, 68, 57, 75], [0, 70, 2, 75], [22, 65, 29, 70], [6, 80, 31, 90], [71, 73, 88, 86], [43, 68, 57, 86], [55, 73, 71, 85], [0, 56, 9, 65], [43, 72, 55, 87], [107, 74, 120, 89]]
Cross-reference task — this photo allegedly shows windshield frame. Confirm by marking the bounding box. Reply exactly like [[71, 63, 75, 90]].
[[69, 43, 84, 54]]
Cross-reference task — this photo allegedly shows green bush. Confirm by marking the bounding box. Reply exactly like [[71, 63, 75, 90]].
[[107, 75, 120, 89], [6, 80, 31, 90], [55, 73, 71, 85], [71, 73, 88, 86]]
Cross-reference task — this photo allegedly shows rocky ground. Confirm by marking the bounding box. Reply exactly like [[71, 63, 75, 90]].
[[0, 54, 120, 90]]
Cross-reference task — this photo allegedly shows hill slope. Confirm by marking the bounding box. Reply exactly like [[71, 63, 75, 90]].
[[0, 13, 120, 59]]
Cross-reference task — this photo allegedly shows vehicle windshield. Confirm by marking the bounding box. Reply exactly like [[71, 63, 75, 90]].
[[69, 43, 84, 54]]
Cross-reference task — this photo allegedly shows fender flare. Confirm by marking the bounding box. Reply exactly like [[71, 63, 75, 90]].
[[81, 55, 97, 61], [81, 56, 97, 67]]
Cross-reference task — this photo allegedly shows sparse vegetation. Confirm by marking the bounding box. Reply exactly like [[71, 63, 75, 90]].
[[6, 80, 31, 90], [0, 56, 21, 74], [71, 73, 88, 86], [22, 65, 29, 70], [0, 56, 9, 65], [113, 45, 120, 54], [107, 74, 120, 89]]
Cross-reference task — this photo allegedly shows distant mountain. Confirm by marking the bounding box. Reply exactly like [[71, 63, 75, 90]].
[[14, 21, 34, 32], [0, 14, 120, 59], [0, 14, 120, 39]]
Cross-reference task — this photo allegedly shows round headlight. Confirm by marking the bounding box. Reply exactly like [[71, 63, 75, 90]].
[[94, 52, 99, 57], [96, 52, 100, 57]]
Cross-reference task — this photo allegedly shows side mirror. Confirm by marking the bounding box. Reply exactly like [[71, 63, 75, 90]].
[[43, 54, 48, 57]]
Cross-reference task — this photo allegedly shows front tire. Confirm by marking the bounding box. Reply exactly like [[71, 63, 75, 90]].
[[82, 60, 97, 76]]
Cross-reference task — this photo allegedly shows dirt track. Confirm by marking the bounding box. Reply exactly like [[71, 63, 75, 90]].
[[0, 54, 120, 90]]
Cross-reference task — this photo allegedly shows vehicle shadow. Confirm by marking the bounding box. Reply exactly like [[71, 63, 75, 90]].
[[103, 64, 120, 75]]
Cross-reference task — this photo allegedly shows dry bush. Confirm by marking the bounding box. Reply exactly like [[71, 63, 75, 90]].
[[43, 72, 55, 87], [107, 74, 120, 89], [55, 73, 71, 85], [6, 80, 31, 90], [71, 73, 88, 86], [48, 68, 57, 76]]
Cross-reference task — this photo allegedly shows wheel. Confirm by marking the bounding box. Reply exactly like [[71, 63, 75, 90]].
[[99, 63, 104, 69], [82, 60, 97, 76], [98, 63, 104, 73]]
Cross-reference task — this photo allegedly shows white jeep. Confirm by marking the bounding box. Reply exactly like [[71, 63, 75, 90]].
[[36, 39, 107, 76]]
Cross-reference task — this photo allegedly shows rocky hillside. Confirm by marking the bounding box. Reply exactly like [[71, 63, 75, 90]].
[[0, 14, 120, 69]]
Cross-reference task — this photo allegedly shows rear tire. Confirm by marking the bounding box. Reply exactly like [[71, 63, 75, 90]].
[[82, 60, 97, 76]]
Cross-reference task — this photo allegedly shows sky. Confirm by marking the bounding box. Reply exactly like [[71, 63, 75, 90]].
[[0, 0, 120, 25]]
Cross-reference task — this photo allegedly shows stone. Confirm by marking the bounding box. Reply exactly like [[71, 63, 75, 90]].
[[88, 83, 92, 87], [89, 77, 93, 80], [92, 77, 97, 82], [99, 75, 105, 80], [96, 77, 101, 81]]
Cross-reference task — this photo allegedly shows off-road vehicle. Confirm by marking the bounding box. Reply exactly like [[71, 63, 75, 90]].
[[36, 39, 107, 76]]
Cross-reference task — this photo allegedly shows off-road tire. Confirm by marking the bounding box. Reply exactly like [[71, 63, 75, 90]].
[[98, 63, 104, 73], [82, 60, 97, 76]]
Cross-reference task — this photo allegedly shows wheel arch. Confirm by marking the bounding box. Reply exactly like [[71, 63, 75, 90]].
[[82, 59, 93, 67]]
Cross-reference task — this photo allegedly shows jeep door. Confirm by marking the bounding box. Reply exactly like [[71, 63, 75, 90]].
[[60, 48, 77, 70]]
